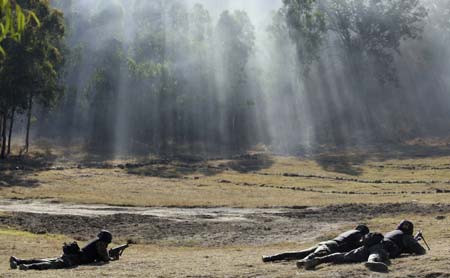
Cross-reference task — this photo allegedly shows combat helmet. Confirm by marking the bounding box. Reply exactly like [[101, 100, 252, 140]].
[[397, 220, 414, 235], [97, 230, 113, 243], [355, 224, 370, 235]]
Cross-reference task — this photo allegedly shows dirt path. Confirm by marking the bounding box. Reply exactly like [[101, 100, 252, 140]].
[[1, 199, 449, 247], [0, 199, 339, 246], [0, 199, 288, 221]]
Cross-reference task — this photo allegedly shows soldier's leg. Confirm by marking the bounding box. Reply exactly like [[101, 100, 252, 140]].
[[302, 247, 369, 270], [262, 245, 319, 262], [365, 251, 389, 272], [15, 258, 56, 265], [302, 240, 338, 261], [20, 258, 66, 271], [302, 253, 347, 270], [10, 256, 57, 269]]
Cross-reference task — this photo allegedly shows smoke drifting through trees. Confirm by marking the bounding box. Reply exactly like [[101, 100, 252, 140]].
[[28, 0, 450, 156]]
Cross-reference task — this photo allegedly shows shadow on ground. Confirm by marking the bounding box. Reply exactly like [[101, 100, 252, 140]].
[[315, 154, 366, 176], [74, 148, 275, 179], [125, 154, 274, 178], [311, 139, 450, 176], [222, 154, 275, 173], [0, 153, 57, 188], [0, 172, 40, 188]]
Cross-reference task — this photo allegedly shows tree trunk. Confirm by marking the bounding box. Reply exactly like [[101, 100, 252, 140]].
[[1, 112, 7, 159], [0, 112, 3, 152], [25, 94, 33, 154], [7, 107, 15, 156]]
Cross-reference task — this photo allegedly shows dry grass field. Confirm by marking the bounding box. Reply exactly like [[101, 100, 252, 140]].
[[1, 142, 450, 277]]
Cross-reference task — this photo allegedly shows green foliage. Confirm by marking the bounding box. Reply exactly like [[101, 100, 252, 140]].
[[0, 0, 64, 157], [281, 0, 427, 83], [323, 0, 427, 84], [282, 0, 326, 71], [127, 58, 165, 80], [190, 4, 212, 43], [216, 10, 255, 82], [0, 0, 39, 57], [215, 10, 257, 149]]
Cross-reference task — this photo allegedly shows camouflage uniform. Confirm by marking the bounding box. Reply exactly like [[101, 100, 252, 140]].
[[302, 233, 397, 272], [384, 220, 426, 258], [79, 238, 111, 264], [262, 225, 369, 262], [10, 230, 113, 271], [12, 255, 80, 271]]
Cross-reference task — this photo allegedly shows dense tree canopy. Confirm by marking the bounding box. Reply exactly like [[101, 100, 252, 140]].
[[2, 0, 450, 157]]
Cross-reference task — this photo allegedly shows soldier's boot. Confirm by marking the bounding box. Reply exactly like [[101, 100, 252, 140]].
[[365, 261, 388, 273], [9, 256, 18, 269], [295, 259, 307, 268], [303, 258, 320, 270]]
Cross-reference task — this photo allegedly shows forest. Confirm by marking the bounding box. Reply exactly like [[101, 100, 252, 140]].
[[1, 0, 450, 158], [2, 1, 450, 277]]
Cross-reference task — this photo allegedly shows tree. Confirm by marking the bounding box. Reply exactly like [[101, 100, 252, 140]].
[[0, 0, 39, 56], [322, 0, 427, 84], [215, 10, 256, 150], [0, 0, 64, 158], [282, 0, 326, 72]]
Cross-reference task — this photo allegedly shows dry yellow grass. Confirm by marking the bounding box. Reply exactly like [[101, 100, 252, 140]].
[[1, 154, 450, 207], [1, 147, 450, 277], [0, 212, 448, 278]]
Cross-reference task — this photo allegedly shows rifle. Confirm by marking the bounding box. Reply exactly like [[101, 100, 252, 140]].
[[109, 244, 129, 260], [414, 231, 431, 251]]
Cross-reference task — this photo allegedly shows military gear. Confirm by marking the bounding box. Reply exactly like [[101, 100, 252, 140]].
[[80, 238, 111, 264], [364, 261, 388, 272], [363, 233, 384, 248], [263, 240, 339, 262], [303, 257, 320, 270], [11, 231, 112, 271], [397, 220, 414, 235], [9, 256, 18, 269], [300, 240, 391, 272], [384, 222, 426, 258], [63, 242, 81, 256], [415, 231, 431, 250], [109, 244, 129, 259], [13, 254, 80, 271], [97, 230, 113, 243], [355, 225, 370, 236], [263, 226, 367, 262], [380, 239, 400, 258]]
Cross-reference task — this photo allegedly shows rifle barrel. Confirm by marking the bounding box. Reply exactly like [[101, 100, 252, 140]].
[[422, 236, 431, 251]]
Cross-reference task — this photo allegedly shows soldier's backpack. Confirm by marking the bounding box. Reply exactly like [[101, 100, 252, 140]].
[[363, 232, 384, 248], [63, 241, 81, 255]]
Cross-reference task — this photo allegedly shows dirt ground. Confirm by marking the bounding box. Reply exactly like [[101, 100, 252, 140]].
[[1, 143, 450, 277], [1, 203, 449, 278], [0, 202, 449, 246]]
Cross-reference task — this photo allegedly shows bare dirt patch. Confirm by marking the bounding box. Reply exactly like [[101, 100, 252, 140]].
[[0, 200, 449, 247]]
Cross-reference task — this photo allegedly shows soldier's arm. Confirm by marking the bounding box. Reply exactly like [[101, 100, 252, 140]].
[[403, 235, 426, 255], [96, 241, 111, 262]]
